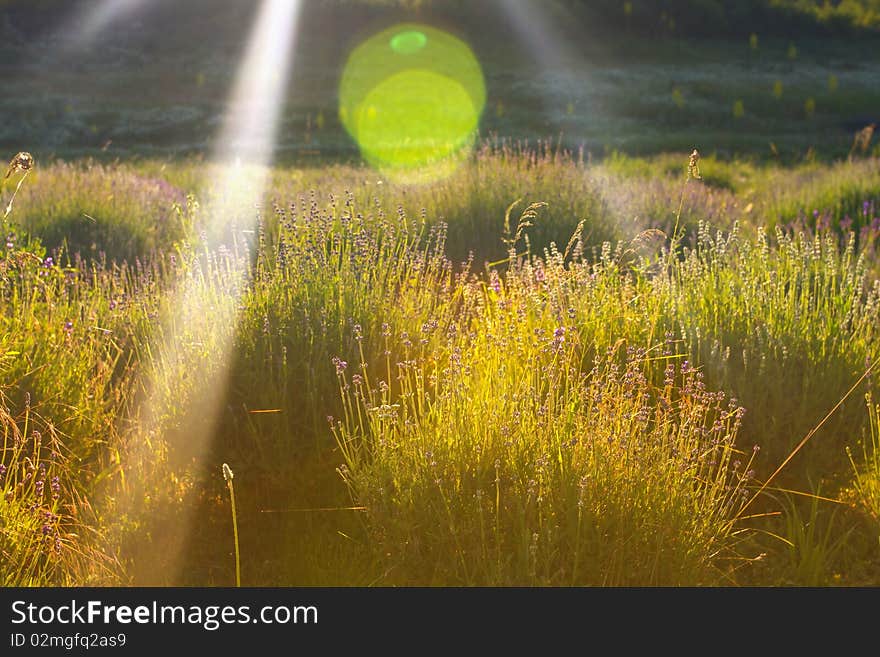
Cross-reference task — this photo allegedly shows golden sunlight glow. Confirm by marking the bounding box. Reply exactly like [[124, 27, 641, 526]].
[[114, 0, 302, 583]]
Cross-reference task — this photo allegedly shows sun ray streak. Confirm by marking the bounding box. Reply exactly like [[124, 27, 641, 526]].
[[59, 0, 155, 49], [490, 0, 584, 123], [106, 0, 302, 584]]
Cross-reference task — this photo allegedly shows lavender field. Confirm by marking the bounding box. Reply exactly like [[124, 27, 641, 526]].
[[1, 0, 880, 587]]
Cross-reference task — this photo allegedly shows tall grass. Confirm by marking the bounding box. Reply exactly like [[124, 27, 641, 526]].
[[0, 393, 117, 585], [848, 396, 880, 532], [333, 297, 752, 584], [2, 148, 880, 585]]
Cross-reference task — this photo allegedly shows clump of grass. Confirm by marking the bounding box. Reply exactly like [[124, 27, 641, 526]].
[[335, 340, 752, 585], [847, 395, 880, 530], [11, 159, 189, 262], [774, 491, 850, 586], [669, 222, 880, 474], [332, 223, 756, 583], [0, 392, 117, 585]]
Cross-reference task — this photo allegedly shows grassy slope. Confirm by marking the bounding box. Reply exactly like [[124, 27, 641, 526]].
[[2, 148, 879, 586]]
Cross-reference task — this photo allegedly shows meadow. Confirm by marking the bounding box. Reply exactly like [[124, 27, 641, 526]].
[[2, 142, 879, 586], [2, 0, 880, 588]]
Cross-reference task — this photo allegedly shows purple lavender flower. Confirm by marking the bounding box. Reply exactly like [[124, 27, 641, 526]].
[[63, 321, 74, 333], [332, 357, 348, 374], [43, 257, 53, 268]]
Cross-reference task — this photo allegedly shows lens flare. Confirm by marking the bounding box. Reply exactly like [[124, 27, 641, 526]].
[[390, 30, 428, 54], [339, 24, 486, 182]]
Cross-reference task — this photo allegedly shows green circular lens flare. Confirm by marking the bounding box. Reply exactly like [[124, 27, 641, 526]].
[[339, 24, 486, 181], [390, 30, 427, 55]]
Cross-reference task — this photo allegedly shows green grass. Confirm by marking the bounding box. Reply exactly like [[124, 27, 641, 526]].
[[847, 396, 880, 539], [2, 146, 880, 586]]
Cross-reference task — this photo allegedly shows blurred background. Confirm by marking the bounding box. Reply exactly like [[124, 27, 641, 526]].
[[2, 0, 879, 164]]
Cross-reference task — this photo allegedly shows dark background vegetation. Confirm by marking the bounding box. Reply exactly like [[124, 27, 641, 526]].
[[4, 1, 880, 39], [2, 0, 879, 163]]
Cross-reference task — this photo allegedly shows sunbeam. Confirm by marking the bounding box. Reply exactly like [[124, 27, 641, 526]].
[[491, 0, 578, 71], [59, 0, 155, 49], [490, 0, 586, 127], [111, 0, 303, 584]]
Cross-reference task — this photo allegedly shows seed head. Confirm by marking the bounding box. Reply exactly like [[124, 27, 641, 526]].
[[4, 152, 34, 180], [687, 149, 702, 180], [222, 463, 234, 483]]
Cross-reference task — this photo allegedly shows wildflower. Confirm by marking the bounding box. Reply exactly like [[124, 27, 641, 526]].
[[63, 321, 73, 333], [43, 257, 53, 268], [332, 357, 348, 374]]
